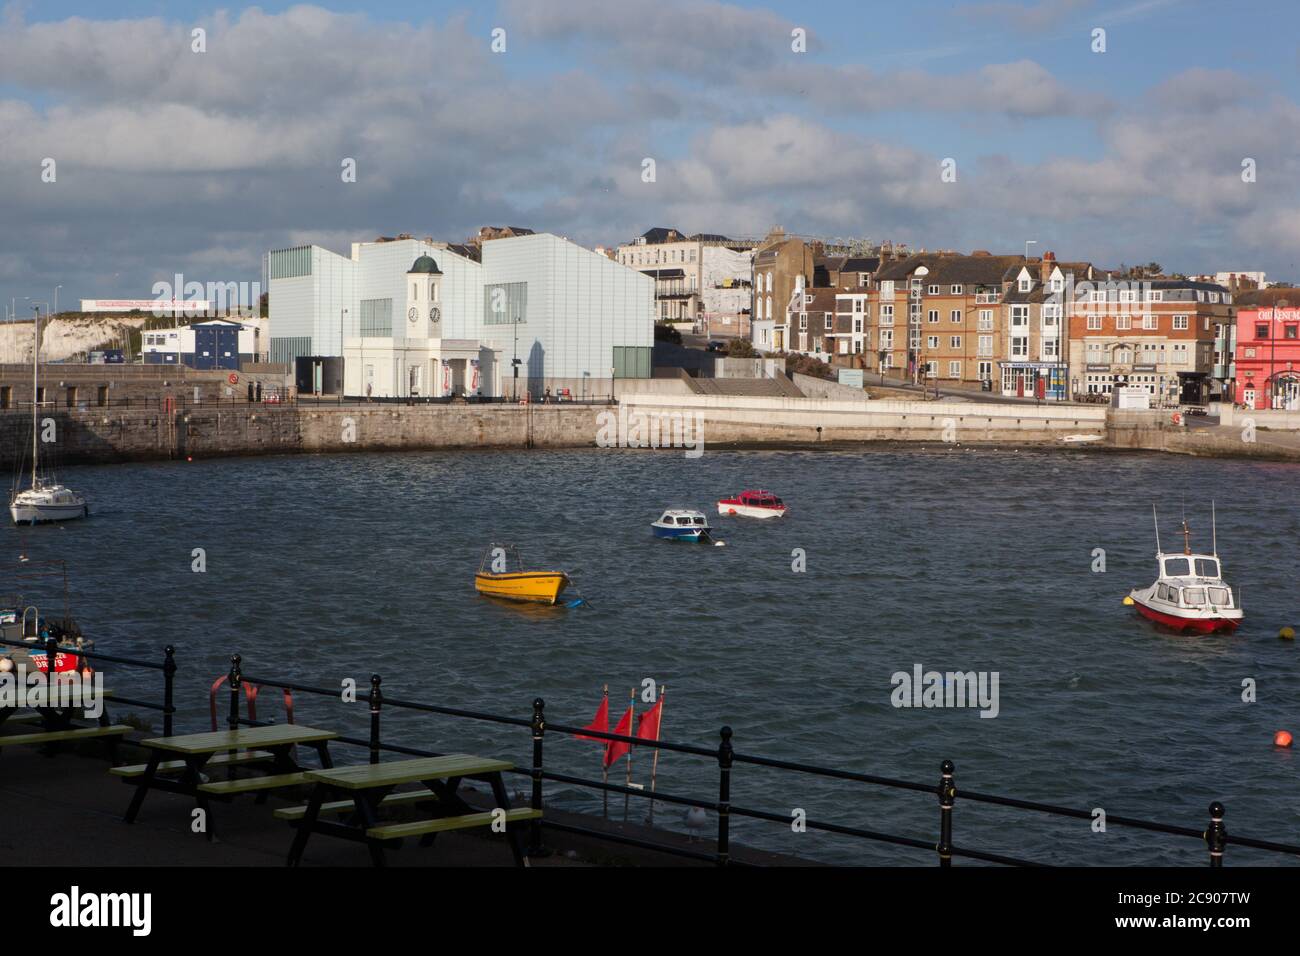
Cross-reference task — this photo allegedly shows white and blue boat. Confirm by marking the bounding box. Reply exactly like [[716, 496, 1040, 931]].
[[652, 509, 712, 542]]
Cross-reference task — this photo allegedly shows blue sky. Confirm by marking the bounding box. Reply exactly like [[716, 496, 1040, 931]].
[[2, 0, 1299, 312]]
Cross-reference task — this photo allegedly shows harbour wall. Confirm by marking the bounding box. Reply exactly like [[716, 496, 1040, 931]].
[[3, 398, 1298, 467]]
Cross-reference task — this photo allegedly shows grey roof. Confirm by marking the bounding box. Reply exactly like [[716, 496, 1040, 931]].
[[876, 253, 1025, 285]]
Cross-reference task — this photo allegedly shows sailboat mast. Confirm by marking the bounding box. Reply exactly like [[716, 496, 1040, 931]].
[[1152, 504, 1161, 554], [31, 306, 38, 487], [1212, 501, 1218, 556]]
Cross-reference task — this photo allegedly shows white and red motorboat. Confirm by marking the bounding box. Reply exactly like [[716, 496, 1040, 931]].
[[717, 489, 787, 519], [1126, 505, 1242, 634]]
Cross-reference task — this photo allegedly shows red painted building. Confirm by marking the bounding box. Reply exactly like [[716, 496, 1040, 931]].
[[1234, 289, 1300, 409]]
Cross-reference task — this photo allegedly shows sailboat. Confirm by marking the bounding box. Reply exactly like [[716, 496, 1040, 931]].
[[9, 307, 88, 525]]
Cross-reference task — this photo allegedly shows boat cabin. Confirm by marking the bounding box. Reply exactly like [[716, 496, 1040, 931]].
[[1160, 553, 1221, 580], [737, 491, 783, 509], [1155, 552, 1234, 608], [658, 510, 707, 527]]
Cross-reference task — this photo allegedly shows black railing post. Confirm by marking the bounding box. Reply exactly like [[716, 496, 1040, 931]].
[[162, 645, 176, 737], [368, 674, 382, 765], [528, 697, 546, 856], [1206, 801, 1226, 867], [227, 654, 242, 731], [716, 726, 734, 866], [44, 635, 59, 697], [937, 759, 955, 867]]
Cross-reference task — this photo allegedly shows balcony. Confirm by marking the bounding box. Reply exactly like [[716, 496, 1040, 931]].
[[975, 292, 1001, 304]]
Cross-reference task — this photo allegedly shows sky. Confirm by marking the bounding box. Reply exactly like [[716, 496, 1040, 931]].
[[1, 0, 1299, 313]]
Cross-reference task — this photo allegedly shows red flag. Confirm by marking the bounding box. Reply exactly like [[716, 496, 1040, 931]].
[[574, 696, 609, 743], [604, 705, 634, 768], [635, 698, 663, 745]]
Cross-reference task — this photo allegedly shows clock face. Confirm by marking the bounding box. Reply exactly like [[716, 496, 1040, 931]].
[[407, 307, 418, 323], [430, 307, 440, 322]]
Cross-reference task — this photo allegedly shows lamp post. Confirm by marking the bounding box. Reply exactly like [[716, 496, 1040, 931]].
[[1271, 298, 1290, 409], [339, 308, 348, 399], [54, 286, 61, 320]]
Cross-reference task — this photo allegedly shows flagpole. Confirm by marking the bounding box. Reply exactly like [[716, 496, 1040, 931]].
[[647, 685, 664, 826], [600, 684, 609, 819], [623, 686, 635, 822]]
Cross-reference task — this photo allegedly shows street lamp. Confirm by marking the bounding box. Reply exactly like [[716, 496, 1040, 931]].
[[339, 308, 348, 399], [54, 285, 62, 319]]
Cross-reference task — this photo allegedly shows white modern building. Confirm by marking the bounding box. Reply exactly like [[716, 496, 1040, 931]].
[[141, 319, 260, 369], [266, 233, 653, 399]]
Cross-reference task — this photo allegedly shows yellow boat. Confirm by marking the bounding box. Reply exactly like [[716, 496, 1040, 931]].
[[475, 545, 571, 605]]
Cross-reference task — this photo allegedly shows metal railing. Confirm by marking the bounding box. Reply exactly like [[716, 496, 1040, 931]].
[[211, 653, 1300, 868], [0, 636, 176, 736], [6, 637, 1296, 867]]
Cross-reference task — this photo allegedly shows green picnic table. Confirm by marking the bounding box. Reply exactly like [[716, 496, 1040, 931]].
[[283, 754, 540, 867], [123, 724, 337, 839]]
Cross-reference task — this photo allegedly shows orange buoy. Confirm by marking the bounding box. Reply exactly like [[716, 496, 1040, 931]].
[[1274, 730, 1293, 748]]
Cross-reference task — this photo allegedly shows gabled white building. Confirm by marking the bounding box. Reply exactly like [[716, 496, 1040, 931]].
[[266, 233, 653, 399]]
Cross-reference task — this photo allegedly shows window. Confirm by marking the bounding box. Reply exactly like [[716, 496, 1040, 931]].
[[879, 329, 893, 350], [825, 314, 833, 330], [799, 315, 808, 330], [1164, 557, 1191, 576], [948, 360, 961, 377], [1143, 314, 1157, 330], [951, 285, 963, 294], [1011, 305, 1029, 328], [978, 309, 993, 330], [881, 305, 894, 324], [1172, 314, 1189, 330], [978, 335, 992, 357], [928, 284, 940, 294], [412, 283, 418, 300], [1011, 337, 1028, 357], [1042, 304, 1061, 326], [1116, 315, 1131, 330], [1148, 290, 1163, 302], [978, 361, 992, 378], [1287, 326, 1299, 340], [928, 309, 939, 323], [927, 335, 939, 348], [1184, 587, 1207, 605], [1043, 338, 1059, 357], [950, 309, 962, 323], [1194, 558, 1220, 578], [950, 336, 961, 348], [853, 318, 863, 333], [1257, 323, 1270, 339], [1087, 315, 1102, 330], [1018, 276, 1032, 292]]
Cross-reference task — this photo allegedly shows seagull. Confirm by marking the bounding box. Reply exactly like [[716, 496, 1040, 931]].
[[685, 806, 707, 841]]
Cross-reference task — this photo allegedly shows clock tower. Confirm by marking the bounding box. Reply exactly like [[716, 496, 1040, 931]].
[[406, 253, 443, 339]]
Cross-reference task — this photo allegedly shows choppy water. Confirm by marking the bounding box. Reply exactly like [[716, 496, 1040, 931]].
[[6, 446, 1300, 865]]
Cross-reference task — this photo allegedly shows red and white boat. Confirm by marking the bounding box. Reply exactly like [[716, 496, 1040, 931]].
[[717, 489, 787, 519], [1127, 505, 1242, 634]]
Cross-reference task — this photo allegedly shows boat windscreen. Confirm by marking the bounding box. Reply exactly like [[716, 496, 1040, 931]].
[[1194, 558, 1220, 578], [1164, 557, 1191, 576], [1184, 587, 1206, 605], [692, 517, 704, 525], [1208, 587, 1230, 606]]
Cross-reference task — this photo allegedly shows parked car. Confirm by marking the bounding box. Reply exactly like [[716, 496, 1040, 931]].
[[706, 340, 727, 353]]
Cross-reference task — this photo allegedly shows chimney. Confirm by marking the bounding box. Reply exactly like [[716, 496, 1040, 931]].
[[1040, 250, 1056, 284]]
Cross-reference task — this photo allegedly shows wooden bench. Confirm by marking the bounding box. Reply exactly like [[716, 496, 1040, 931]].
[[367, 807, 541, 841], [0, 724, 130, 750], [110, 750, 273, 778], [273, 789, 437, 821], [198, 771, 310, 796]]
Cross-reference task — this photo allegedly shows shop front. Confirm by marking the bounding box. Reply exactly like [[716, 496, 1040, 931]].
[[999, 362, 1066, 400]]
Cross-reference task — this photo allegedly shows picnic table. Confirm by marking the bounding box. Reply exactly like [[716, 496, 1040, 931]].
[[0, 684, 128, 757], [123, 723, 337, 839], [283, 754, 540, 867]]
